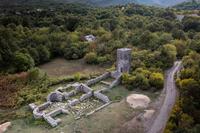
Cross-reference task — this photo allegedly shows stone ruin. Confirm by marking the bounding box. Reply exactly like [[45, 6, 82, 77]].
[[29, 48, 132, 127]]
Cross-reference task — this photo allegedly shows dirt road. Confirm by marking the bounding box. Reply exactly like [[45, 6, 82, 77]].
[[148, 61, 182, 133]]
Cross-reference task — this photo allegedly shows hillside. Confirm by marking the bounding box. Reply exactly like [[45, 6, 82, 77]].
[[0, 1, 200, 133], [0, 0, 189, 7], [174, 1, 200, 10]]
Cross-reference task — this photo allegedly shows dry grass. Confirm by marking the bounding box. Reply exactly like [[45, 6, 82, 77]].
[[39, 58, 108, 77], [0, 73, 27, 108]]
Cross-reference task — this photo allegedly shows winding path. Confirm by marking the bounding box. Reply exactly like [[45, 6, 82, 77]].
[[148, 61, 182, 133]]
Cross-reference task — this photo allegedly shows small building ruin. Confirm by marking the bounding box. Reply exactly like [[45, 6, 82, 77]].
[[29, 48, 132, 127], [84, 34, 96, 42]]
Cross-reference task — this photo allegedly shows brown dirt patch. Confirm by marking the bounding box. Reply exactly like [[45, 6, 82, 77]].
[[0, 73, 27, 108], [126, 94, 151, 109]]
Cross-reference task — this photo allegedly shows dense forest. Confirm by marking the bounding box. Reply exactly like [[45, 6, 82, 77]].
[[0, 0, 189, 7], [174, 1, 200, 10], [0, 2, 200, 132], [1, 3, 197, 73]]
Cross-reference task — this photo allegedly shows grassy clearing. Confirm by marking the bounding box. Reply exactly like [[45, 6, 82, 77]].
[[39, 58, 108, 77], [104, 86, 131, 101]]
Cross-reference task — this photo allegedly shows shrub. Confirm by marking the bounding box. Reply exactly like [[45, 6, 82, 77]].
[[134, 73, 150, 90], [74, 73, 81, 82], [37, 45, 50, 63], [84, 52, 98, 64], [122, 73, 150, 90], [28, 68, 40, 81], [149, 72, 164, 90], [97, 56, 107, 64], [14, 52, 35, 72]]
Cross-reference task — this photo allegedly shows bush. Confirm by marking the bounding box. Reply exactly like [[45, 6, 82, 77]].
[[74, 73, 81, 82], [134, 73, 150, 90], [14, 52, 35, 72], [149, 72, 164, 90], [122, 73, 150, 90], [28, 68, 40, 81], [97, 56, 107, 64], [64, 43, 88, 60], [37, 45, 50, 63], [84, 52, 98, 64]]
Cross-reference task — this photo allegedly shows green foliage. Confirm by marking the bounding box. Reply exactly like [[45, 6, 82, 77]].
[[84, 52, 111, 65], [14, 52, 35, 72], [37, 45, 50, 63], [64, 42, 88, 60], [174, 1, 200, 10], [74, 73, 81, 82], [0, 3, 190, 73], [182, 16, 200, 32], [172, 40, 188, 58], [149, 72, 164, 90], [28, 47, 40, 65], [122, 69, 164, 91], [172, 29, 187, 40], [27, 68, 40, 81], [160, 44, 177, 68], [122, 73, 150, 90], [84, 52, 98, 64]]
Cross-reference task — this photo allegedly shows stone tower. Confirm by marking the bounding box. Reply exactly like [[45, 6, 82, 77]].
[[117, 48, 132, 73]]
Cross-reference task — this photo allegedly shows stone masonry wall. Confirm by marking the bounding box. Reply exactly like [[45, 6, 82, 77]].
[[86, 72, 110, 86]]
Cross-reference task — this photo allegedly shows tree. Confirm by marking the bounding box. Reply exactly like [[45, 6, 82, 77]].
[[63, 43, 87, 60], [179, 78, 200, 115], [180, 113, 194, 130], [14, 52, 35, 72], [180, 69, 195, 79], [159, 33, 173, 45], [134, 73, 149, 90], [149, 72, 164, 90], [122, 72, 150, 90], [28, 68, 40, 81], [84, 52, 98, 64], [28, 47, 40, 65], [172, 40, 187, 58], [190, 40, 200, 53], [65, 16, 80, 32], [159, 44, 177, 68], [37, 45, 50, 63], [172, 29, 187, 40]]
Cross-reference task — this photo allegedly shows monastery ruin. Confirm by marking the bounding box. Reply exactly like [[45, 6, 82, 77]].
[[29, 48, 132, 127]]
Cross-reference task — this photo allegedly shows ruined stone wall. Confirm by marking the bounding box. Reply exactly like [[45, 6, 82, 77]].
[[94, 92, 110, 103], [33, 102, 52, 119], [80, 92, 93, 102], [79, 84, 92, 93], [111, 71, 121, 78], [109, 74, 122, 89], [69, 99, 80, 106], [86, 72, 110, 86]]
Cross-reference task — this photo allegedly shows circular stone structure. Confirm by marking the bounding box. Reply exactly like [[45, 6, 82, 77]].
[[126, 94, 150, 109], [47, 92, 63, 102]]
